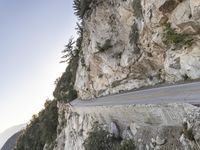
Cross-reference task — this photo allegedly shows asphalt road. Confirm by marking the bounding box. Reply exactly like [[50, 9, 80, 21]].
[[71, 81, 200, 107]]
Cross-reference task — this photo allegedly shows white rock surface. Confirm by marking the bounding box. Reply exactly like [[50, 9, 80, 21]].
[[53, 0, 200, 149], [74, 0, 200, 99], [54, 103, 200, 150], [110, 122, 120, 138]]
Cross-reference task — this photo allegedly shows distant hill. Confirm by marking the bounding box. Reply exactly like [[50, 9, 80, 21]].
[[0, 124, 25, 149], [1, 131, 22, 150]]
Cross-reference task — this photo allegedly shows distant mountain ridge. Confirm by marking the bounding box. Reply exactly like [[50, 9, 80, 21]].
[[0, 124, 25, 149], [1, 131, 22, 150]]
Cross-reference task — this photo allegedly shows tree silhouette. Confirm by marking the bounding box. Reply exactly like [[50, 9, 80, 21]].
[[60, 37, 77, 63], [73, 0, 92, 19]]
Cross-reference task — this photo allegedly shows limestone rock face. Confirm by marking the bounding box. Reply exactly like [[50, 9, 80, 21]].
[[54, 103, 200, 150], [74, 0, 200, 99]]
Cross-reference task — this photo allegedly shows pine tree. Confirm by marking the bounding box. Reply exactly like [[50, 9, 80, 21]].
[[73, 0, 92, 19], [60, 37, 76, 63]]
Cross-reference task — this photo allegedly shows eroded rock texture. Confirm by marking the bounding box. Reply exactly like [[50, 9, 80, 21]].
[[54, 103, 200, 150], [75, 0, 200, 99]]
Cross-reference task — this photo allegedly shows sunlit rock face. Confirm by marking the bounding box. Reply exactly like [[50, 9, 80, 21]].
[[54, 103, 200, 150], [52, 2, 200, 149], [74, 0, 200, 99]]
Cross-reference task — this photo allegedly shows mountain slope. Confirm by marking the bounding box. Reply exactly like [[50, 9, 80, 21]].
[[1, 131, 22, 150], [0, 124, 25, 149], [11, 0, 200, 149]]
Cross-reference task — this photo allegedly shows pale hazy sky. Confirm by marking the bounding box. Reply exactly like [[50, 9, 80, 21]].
[[0, 0, 77, 133]]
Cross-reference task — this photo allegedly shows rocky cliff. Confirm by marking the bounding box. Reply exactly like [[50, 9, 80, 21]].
[[75, 0, 200, 99], [53, 0, 200, 149], [54, 103, 200, 150], [14, 0, 200, 150]]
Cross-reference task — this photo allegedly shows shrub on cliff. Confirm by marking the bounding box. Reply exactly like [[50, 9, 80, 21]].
[[84, 123, 136, 150], [84, 124, 116, 150], [14, 100, 58, 150], [53, 47, 79, 102], [60, 37, 76, 64], [118, 140, 136, 150], [53, 23, 83, 102], [163, 23, 193, 47]]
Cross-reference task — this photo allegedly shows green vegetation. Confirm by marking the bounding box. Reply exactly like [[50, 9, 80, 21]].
[[84, 123, 135, 150], [15, 100, 58, 150], [118, 140, 136, 150], [182, 122, 195, 141], [73, 0, 93, 19], [14, 1, 87, 149], [163, 23, 193, 47], [129, 23, 140, 54], [98, 74, 103, 78], [81, 57, 86, 67], [53, 53, 79, 102], [75, 22, 83, 50], [54, 22, 83, 102], [96, 39, 112, 52], [84, 124, 116, 150], [60, 38, 76, 64], [129, 23, 139, 45], [184, 128, 195, 141], [132, 0, 143, 19]]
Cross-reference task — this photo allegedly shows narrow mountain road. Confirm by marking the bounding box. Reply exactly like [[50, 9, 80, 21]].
[[71, 81, 200, 107]]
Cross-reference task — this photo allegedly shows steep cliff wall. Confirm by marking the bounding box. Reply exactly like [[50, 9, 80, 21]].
[[75, 0, 200, 99], [53, 1, 200, 149], [13, 0, 200, 149], [54, 103, 200, 150]]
